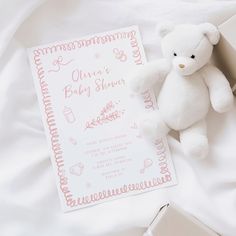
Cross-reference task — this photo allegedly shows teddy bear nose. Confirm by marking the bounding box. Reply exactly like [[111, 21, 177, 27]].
[[179, 64, 185, 69]]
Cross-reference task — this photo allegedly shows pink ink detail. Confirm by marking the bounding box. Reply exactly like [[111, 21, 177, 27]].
[[48, 56, 73, 73], [86, 182, 92, 188], [140, 159, 153, 174], [32, 29, 172, 209], [100, 101, 115, 116], [85, 101, 124, 130], [130, 122, 138, 129], [144, 159, 153, 168], [72, 67, 110, 82], [130, 38, 143, 65], [63, 106, 76, 123], [85, 110, 123, 130], [94, 53, 100, 59], [94, 78, 125, 93], [155, 139, 171, 176], [70, 163, 84, 176], [113, 48, 127, 62], [69, 137, 77, 145], [33, 52, 73, 207], [141, 91, 155, 110], [63, 84, 91, 98]]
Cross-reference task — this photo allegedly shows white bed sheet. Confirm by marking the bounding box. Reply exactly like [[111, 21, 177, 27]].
[[0, 0, 236, 236]]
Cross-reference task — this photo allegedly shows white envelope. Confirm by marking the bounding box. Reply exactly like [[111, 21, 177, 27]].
[[143, 204, 219, 236]]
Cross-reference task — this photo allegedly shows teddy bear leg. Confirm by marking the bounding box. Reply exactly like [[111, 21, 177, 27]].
[[139, 110, 170, 141], [179, 119, 208, 159]]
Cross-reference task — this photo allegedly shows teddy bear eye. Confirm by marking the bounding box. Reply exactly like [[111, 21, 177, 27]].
[[191, 55, 195, 59], [173, 52, 177, 56]]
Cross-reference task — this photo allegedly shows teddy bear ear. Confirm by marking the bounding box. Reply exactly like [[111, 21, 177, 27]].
[[156, 22, 175, 38], [199, 23, 220, 45]]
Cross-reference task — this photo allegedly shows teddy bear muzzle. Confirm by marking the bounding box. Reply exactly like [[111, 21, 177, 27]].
[[173, 57, 196, 75]]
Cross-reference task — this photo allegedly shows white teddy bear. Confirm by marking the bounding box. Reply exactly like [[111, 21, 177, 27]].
[[129, 23, 234, 159]]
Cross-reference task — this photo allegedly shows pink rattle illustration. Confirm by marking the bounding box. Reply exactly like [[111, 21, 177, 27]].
[[63, 106, 76, 123], [140, 159, 153, 174], [69, 162, 84, 176]]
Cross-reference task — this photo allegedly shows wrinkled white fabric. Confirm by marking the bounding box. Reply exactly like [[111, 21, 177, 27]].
[[0, 1, 236, 236]]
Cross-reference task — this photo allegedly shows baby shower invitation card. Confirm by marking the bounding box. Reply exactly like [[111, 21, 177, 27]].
[[28, 26, 177, 212]]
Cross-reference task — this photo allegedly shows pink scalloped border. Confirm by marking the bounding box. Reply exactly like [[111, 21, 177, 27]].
[[32, 29, 172, 209]]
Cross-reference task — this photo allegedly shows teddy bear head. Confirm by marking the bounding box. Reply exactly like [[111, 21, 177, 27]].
[[158, 23, 220, 76]]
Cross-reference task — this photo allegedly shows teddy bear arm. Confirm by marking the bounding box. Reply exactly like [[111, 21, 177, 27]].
[[202, 64, 234, 113], [129, 59, 170, 93]]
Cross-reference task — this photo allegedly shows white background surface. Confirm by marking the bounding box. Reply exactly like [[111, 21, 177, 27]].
[[0, 0, 236, 235]]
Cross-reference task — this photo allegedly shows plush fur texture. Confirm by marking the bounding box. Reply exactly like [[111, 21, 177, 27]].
[[129, 23, 234, 159]]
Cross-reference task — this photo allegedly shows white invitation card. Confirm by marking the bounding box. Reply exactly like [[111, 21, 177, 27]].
[[28, 26, 177, 212]]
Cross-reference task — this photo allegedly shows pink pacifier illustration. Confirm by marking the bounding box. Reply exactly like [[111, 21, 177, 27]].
[[113, 48, 127, 62], [69, 162, 84, 176], [63, 106, 76, 123], [140, 159, 153, 174]]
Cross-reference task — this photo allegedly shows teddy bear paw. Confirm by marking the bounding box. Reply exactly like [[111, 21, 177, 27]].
[[139, 119, 159, 140], [129, 76, 146, 94], [212, 89, 234, 113], [182, 134, 209, 159], [139, 116, 169, 141]]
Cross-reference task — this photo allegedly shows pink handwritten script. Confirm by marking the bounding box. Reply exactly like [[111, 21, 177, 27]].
[[63, 79, 126, 99], [62, 66, 125, 99], [48, 56, 73, 73], [72, 67, 110, 82], [63, 84, 91, 98], [94, 78, 125, 92]]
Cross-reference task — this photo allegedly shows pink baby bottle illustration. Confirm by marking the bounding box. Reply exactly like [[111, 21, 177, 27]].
[[63, 106, 76, 123]]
